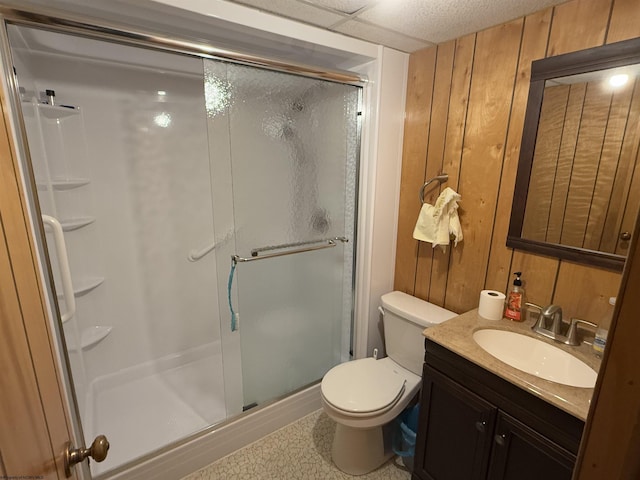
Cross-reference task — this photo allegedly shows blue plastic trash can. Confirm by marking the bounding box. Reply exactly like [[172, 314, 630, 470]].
[[392, 404, 420, 471]]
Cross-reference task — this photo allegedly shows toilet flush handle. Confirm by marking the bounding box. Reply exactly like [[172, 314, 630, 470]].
[[378, 306, 385, 316]]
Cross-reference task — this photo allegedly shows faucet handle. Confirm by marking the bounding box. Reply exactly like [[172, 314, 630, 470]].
[[565, 318, 598, 346], [524, 302, 543, 311]]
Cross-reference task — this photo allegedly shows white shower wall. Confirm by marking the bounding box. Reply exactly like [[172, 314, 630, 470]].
[[13, 35, 224, 415]]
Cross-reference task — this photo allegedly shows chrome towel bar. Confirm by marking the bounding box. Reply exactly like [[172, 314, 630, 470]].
[[232, 236, 348, 264], [419, 173, 448, 204]]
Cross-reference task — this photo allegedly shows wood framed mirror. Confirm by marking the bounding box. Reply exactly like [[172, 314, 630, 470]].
[[508, 36, 640, 271]]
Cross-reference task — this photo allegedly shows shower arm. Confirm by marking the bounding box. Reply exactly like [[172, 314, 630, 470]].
[[232, 236, 348, 265]]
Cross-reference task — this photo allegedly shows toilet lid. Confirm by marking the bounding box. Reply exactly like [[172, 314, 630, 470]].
[[321, 358, 406, 414]]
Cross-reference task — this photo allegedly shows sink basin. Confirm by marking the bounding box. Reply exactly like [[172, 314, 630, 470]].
[[472, 329, 597, 388]]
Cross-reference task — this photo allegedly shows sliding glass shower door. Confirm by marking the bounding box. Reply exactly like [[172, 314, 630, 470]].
[[7, 20, 360, 476], [8, 25, 226, 475], [205, 61, 360, 409]]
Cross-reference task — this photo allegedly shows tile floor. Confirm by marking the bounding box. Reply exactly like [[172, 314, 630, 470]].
[[181, 410, 412, 480]]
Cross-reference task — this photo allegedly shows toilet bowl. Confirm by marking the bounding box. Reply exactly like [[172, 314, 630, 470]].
[[321, 291, 456, 475], [321, 357, 421, 475], [321, 357, 420, 428]]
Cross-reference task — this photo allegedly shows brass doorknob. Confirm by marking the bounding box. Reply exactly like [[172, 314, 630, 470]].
[[64, 434, 109, 477]]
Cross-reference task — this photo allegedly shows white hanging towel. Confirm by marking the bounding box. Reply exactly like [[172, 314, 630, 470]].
[[412, 187, 463, 250]]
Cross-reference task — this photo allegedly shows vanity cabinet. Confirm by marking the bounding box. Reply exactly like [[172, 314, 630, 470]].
[[487, 411, 574, 480], [413, 340, 583, 480]]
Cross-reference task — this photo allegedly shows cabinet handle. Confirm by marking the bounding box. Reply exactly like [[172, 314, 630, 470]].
[[494, 434, 506, 447], [475, 421, 486, 433], [620, 231, 632, 241]]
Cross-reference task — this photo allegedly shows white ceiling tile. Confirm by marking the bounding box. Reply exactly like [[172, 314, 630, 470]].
[[229, 0, 346, 28], [332, 20, 432, 52], [305, 0, 374, 15], [357, 0, 563, 43], [222, 0, 567, 52]]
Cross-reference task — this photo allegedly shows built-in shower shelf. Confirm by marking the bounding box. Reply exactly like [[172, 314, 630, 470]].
[[51, 178, 90, 190], [66, 326, 112, 351], [59, 217, 95, 231], [37, 178, 91, 191], [57, 277, 104, 299], [37, 103, 79, 118]]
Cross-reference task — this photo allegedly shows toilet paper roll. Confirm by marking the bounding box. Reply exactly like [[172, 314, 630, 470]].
[[478, 290, 506, 321]]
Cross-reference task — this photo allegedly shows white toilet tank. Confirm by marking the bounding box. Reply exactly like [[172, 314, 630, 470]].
[[381, 291, 457, 375]]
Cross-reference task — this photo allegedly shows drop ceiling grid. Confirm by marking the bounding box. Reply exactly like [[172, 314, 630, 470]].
[[226, 0, 570, 52]]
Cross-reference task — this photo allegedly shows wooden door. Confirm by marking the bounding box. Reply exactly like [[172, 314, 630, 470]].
[[0, 61, 77, 478]]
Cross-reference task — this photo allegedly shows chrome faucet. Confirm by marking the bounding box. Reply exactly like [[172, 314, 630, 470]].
[[541, 304, 564, 336], [529, 303, 564, 340], [528, 302, 597, 346]]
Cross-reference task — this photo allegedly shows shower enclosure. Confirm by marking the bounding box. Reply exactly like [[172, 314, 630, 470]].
[[6, 22, 360, 476]]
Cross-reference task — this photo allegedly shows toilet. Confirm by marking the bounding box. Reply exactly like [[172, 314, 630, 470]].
[[321, 291, 456, 475]]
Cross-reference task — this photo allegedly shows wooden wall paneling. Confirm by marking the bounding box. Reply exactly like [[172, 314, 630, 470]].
[[394, 47, 437, 294], [521, 85, 569, 241], [396, 0, 633, 320], [414, 41, 456, 300], [616, 146, 640, 256], [485, 9, 552, 296], [547, 0, 612, 56], [542, 0, 622, 321], [429, 33, 476, 306], [604, 0, 640, 258], [510, 251, 559, 306], [546, 83, 587, 244], [439, 34, 476, 194], [490, 0, 613, 312], [0, 72, 72, 476], [606, 0, 640, 43], [552, 261, 621, 327], [583, 83, 634, 251], [444, 19, 523, 313], [560, 84, 611, 248], [551, 0, 640, 476], [600, 80, 640, 252]]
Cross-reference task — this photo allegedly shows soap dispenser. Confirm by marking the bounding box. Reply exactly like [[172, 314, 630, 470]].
[[505, 272, 524, 322]]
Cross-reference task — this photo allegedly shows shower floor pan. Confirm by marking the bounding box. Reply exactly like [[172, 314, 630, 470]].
[[85, 342, 226, 475]]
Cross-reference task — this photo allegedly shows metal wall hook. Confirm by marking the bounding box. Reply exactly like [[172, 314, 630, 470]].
[[419, 173, 448, 204]]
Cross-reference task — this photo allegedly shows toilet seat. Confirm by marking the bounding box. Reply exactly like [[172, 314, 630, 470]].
[[321, 358, 406, 416]]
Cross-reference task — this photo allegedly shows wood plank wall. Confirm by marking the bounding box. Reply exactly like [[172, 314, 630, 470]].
[[522, 79, 640, 254], [395, 0, 640, 329]]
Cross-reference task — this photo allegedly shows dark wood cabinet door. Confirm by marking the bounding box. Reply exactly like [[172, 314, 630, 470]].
[[414, 365, 497, 480], [487, 412, 575, 480]]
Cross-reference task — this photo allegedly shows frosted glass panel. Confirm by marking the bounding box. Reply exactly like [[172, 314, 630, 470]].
[[205, 60, 360, 407]]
